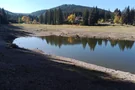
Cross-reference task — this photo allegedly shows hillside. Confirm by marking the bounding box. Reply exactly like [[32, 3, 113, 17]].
[[6, 10, 28, 16], [5, 10, 29, 20], [30, 4, 110, 16], [30, 9, 46, 16], [51, 4, 92, 13], [5, 4, 112, 20]]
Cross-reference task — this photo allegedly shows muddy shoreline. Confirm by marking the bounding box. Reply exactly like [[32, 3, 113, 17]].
[[34, 32, 135, 42]]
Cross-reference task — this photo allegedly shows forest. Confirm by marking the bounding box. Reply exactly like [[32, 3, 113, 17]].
[[38, 6, 135, 26]]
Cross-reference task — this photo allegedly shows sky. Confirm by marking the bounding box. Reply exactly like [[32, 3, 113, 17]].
[[0, 0, 135, 13]]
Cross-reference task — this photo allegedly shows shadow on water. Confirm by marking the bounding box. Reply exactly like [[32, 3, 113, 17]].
[[41, 35, 134, 51]]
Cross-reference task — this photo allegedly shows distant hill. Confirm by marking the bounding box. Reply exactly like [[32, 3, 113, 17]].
[[51, 4, 93, 13], [5, 10, 29, 20], [5, 10, 28, 16], [5, 4, 112, 19], [30, 4, 109, 16], [30, 9, 46, 16]]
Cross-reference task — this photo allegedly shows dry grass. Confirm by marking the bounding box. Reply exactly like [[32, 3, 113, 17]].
[[14, 24, 135, 32]]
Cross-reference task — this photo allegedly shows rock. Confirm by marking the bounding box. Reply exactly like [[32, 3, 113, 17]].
[[76, 35, 80, 38]]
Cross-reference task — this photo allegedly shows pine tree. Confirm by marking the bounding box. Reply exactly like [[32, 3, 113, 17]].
[[104, 11, 111, 22], [88, 7, 99, 25], [95, 6, 99, 23], [57, 8, 63, 24], [122, 6, 130, 24], [50, 10, 54, 25], [53, 9, 57, 25], [44, 11, 48, 24], [83, 9, 89, 25], [59, 8, 63, 24], [56, 9, 59, 24], [127, 6, 131, 24], [47, 10, 51, 24], [0, 8, 8, 24], [130, 8, 135, 25], [42, 13, 45, 24], [39, 14, 43, 24], [1, 8, 5, 24]]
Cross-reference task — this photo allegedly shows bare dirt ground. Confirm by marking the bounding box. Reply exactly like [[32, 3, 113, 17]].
[[14, 24, 135, 41], [0, 24, 135, 90]]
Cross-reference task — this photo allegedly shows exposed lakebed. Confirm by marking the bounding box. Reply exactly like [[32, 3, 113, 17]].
[[13, 36, 135, 73]]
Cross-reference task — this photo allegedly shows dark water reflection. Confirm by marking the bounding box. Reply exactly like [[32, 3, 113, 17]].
[[41, 36, 134, 51], [13, 36, 135, 73]]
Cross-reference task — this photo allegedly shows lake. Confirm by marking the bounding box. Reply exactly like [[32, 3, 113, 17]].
[[13, 36, 135, 73]]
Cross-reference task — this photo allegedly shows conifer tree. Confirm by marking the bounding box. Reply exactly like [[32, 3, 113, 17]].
[[122, 6, 130, 24], [57, 8, 63, 24], [50, 10, 54, 24], [88, 7, 99, 25], [83, 9, 89, 25], [39, 14, 43, 24], [47, 10, 51, 24], [130, 8, 135, 25], [53, 9, 57, 25], [44, 11, 48, 24], [0, 8, 8, 24]]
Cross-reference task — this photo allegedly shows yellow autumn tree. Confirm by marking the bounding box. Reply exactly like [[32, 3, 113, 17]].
[[67, 14, 75, 24], [22, 16, 27, 22], [22, 16, 30, 24], [113, 15, 121, 24], [119, 16, 124, 25], [32, 19, 37, 24]]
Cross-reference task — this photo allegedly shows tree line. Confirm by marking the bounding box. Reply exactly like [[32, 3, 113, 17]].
[[18, 15, 38, 24], [0, 8, 8, 24], [39, 8, 63, 24], [39, 6, 135, 26], [83, 7, 100, 25], [83, 6, 135, 25], [39, 7, 112, 25], [114, 6, 135, 25]]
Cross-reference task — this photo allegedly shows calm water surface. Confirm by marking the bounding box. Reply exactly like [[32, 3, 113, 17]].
[[13, 36, 135, 73]]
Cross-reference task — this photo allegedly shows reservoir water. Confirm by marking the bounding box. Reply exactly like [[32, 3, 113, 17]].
[[13, 36, 135, 73]]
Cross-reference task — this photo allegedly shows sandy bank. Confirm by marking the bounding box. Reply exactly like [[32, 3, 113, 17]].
[[33, 49, 135, 83]]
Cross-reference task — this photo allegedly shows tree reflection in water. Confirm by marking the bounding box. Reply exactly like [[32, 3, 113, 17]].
[[41, 35, 134, 51]]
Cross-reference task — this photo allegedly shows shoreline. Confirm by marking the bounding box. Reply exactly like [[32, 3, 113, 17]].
[[34, 32, 135, 42], [14, 24, 135, 41], [33, 49, 135, 83], [12, 24, 135, 82]]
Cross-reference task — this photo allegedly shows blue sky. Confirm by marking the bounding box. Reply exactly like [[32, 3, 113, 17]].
[[0, 0, 135, 13]]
